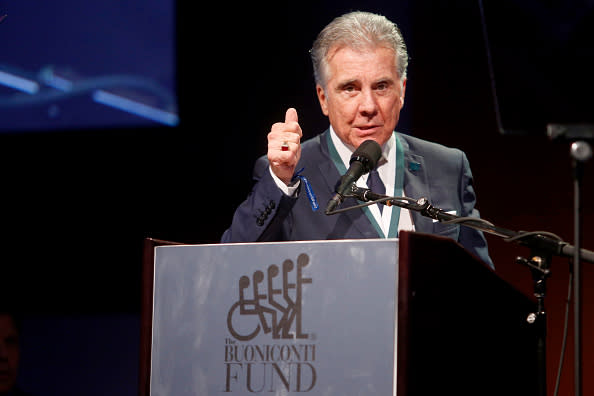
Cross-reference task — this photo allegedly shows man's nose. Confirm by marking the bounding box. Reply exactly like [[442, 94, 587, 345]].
[[358, 88, 378, 116]]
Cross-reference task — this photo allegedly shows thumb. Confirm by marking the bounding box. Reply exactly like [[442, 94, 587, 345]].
[[285, 107, 298, 123]]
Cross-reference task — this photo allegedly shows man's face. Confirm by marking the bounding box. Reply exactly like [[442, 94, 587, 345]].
[[316, 45, 406, 149], [0, 314, 19, 392]]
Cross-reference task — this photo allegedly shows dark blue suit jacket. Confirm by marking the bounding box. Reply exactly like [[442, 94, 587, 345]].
[[221, 130, 493, 268]]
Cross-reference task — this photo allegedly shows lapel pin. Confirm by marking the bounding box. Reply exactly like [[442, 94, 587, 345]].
[[408, 161, 421, 172]]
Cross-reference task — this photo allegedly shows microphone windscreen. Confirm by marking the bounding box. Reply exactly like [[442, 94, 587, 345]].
[[350, 140, 382, 172]]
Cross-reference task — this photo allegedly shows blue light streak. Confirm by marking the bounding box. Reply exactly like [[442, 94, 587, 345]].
[[92, 90, 179, 126], [0, 70, 40, 94]]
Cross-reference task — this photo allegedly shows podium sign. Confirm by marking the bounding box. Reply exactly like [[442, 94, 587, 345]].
[[150, 239, 400, 395]]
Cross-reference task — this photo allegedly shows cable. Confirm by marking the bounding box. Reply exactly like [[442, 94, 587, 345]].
[[504, 230, 565, 243], [440, 216, 495, 227], [325, 196, 419, 215], [553, 268, 573, 396], [477, 0, 505, 134]]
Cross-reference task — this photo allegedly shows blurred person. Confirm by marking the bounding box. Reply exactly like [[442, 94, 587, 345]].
[[0, 311, 31, 396]]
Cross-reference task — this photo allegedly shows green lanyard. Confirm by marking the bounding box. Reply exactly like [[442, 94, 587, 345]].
[[326, 131, 404, 238]]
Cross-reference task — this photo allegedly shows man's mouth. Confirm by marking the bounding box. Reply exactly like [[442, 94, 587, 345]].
[[354, 125, 381, 134]]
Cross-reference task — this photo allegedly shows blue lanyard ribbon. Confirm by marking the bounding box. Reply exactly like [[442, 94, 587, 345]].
[[292, 168, 319, 211]]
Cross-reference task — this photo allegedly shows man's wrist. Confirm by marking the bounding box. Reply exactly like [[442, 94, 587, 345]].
[[269, 166, 300, 196]]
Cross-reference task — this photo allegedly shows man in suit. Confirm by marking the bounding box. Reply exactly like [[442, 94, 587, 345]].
[[221, 11, 493, 268]]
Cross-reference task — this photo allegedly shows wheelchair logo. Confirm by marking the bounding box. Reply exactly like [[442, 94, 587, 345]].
[[227, 253, 312, 341]]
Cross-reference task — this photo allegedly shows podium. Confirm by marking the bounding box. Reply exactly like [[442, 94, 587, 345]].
[[139, 232, 538, 396]]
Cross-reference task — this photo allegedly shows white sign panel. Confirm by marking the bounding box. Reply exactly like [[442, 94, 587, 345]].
[[151, 239, 399, 395]]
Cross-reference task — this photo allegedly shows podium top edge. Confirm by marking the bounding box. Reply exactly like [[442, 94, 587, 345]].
[[156, 238, 400, 249]]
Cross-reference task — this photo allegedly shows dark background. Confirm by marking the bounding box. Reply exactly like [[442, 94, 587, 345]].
[[0, 1, 592, 395]]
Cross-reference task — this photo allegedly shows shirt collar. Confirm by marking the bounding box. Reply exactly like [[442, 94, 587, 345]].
[[329, 125, 394, 169]]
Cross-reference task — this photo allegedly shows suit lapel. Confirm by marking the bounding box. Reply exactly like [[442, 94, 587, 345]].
[[398, 134, 434, 234]]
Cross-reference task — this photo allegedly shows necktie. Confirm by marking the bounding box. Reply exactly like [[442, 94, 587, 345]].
[[367, 169, 386, 213]]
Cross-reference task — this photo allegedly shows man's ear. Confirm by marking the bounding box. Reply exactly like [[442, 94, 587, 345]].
[[316, 84, 329, 116], [399, 78, 407, 110]]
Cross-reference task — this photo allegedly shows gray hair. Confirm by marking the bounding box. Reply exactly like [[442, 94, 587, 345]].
[[310, 11, 409, 88]]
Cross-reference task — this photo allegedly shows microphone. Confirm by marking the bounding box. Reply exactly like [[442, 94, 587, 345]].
[[325, 140, 382, 214]]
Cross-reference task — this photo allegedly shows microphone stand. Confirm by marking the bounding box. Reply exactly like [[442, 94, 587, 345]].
[[548, 123, 594, 396], [568, 140, 592, 396], [326, 185, 594, 396]]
